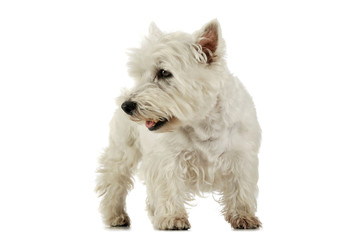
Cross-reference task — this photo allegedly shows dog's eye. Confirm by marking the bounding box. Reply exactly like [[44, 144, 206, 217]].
[[157, 69, 172, 79]]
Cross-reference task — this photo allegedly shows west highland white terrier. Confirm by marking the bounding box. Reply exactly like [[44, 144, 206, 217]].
[[96, 19, 262, 230]]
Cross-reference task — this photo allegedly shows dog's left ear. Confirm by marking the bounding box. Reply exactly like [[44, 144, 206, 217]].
[[194, 19, 225, 64]]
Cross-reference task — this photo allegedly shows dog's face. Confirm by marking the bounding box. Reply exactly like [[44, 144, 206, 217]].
[[120, 20, 226, 132]]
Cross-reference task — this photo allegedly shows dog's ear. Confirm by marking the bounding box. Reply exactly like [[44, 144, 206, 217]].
[[149, 22, 163, 38], [194, 19, 225, 64]]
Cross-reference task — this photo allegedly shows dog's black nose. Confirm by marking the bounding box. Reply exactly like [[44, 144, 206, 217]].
[[121, 101, 137, 116]]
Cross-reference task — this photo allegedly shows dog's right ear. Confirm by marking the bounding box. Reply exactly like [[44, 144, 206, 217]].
[[149, 22, 163, 38]]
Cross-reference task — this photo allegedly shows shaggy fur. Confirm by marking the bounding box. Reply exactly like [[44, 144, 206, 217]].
[[96, 19, 262, 230]]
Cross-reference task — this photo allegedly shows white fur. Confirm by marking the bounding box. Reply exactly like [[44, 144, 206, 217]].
[[96, 19, 262, 230]]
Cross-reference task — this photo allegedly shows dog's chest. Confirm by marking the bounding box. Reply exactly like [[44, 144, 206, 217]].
[[182, 122, 229, 162]]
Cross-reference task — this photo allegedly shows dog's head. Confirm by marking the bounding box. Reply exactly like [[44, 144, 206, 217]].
[[120, 20, 227, 132]]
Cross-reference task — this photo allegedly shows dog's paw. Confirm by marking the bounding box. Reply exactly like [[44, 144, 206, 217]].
[[106, 212, 130, 227], [155, 216, 191, 230], [229, 214, 261, 230]]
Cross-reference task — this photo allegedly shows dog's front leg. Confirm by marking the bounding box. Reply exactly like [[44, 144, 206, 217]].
[[220, 151, 262, 229], [143, 155, 191, 230], [96, 111, 141, 227]]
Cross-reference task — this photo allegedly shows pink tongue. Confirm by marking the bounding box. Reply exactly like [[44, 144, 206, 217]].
[[145, 121, 156, 129]]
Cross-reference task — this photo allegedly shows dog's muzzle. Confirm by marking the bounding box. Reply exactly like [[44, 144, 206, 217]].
[[121, 100, 169, 131]]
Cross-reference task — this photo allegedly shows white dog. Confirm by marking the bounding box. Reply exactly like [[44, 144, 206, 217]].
[[96, 19, 262, 230]]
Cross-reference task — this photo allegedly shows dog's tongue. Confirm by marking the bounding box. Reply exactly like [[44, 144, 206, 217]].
[[145, 120, 156, 129]]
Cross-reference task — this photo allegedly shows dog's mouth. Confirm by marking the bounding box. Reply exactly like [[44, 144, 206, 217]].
[[145, 119, 168, 131]]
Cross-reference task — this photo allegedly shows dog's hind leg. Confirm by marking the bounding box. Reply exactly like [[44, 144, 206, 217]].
[[96, 110, 141, 227], [219, 151, 262, 229]]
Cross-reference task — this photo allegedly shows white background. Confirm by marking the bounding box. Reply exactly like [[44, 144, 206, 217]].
[[1, 0, 349, 239]]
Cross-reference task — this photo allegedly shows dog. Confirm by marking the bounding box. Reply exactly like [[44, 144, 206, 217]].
[[96, 19, 262, 230]]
